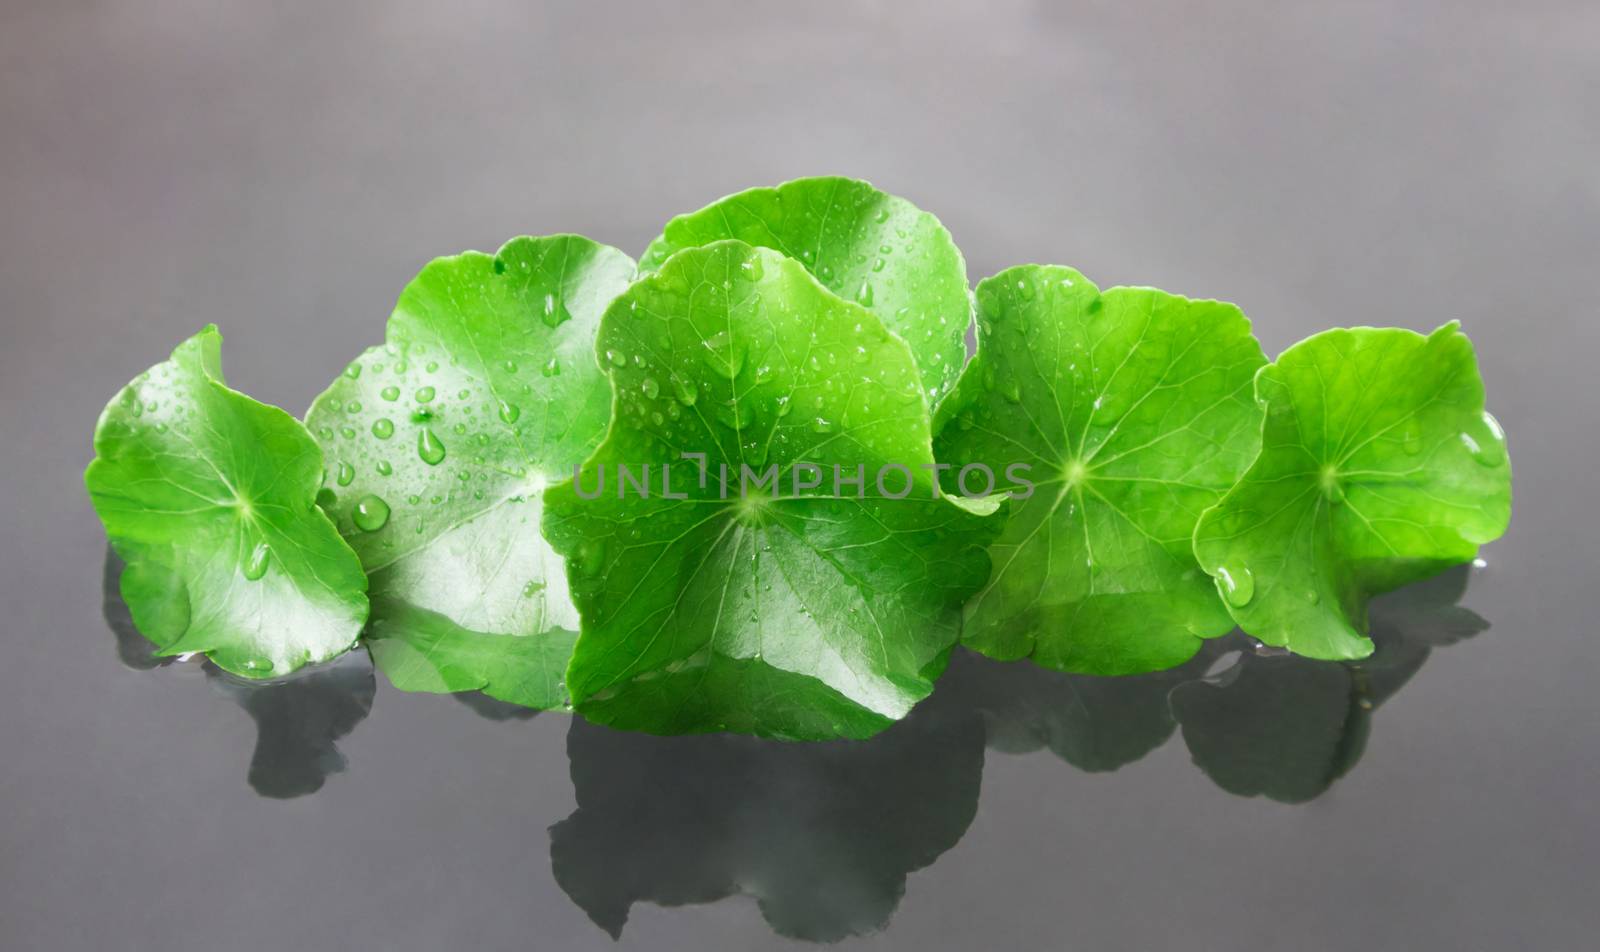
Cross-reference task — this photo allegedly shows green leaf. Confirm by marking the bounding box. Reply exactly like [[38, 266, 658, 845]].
[[1192, 323, 1511, 660], [544, 241, 995, 740], [85, 326, 368, 677], [640, 176, 971, 404], [934, 265, 1268, 674], [306, 235, 636, 708]]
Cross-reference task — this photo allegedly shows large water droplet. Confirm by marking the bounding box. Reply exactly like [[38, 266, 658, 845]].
[[542, 357, 561, 377], [371, 418, 394, 440], [498, 400, 520, 424], [243, 541, 270, 580], [855, 282, 874, 307], [352, 495, 390, 532], [740, 256, 764, 282], [1217, 565, 1255, 607], [380, 385, 400, 402], [418, 427, 446, 465], [671, 376, 698, 407], [605, 349, 628, 368], [641, 377, 660, 400], [414, 386, 436, 404], [701, 330, 746, 379], [542, 293, 572, 328], [335, 461, 355, 486], [343, 362, 361, 380]]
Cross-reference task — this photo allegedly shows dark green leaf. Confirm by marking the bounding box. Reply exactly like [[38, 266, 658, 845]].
[[545, 241, 995, 740], [641, 176, 971, 404], [934, 265, 1267, 673]]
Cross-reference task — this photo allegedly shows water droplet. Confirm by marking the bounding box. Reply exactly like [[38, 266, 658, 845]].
[[1001, 381, 1022, 403], [1016, 278, 1034, 300], [342, 362, 361, 380], [740, 256, 764, 282], [417, 427, 446, 465], [376, 459, 393, 476], [1304, 589, 1320, 605], [871, 257, 886, 273], [605, 349, 628, 368], [1217, 565, 1255, 607], [522, 580, 546, 598], [243, 541, 270, 580], [315, 488, 338, 511], [855, 282, 874, 307], [335, 461, 355, 486], [352, 495, 390, 532], [414, 386, 436, 404], [672, 376, 698, 406], [370, 418, 394, 440], [701, 330, 745, 378], [497, 400, 520, 424], [380, 386, 400, 402], [810, 416, 835, 434], [641, 377, 660, 400], [542, 357, 561, 377], [542, 293, 571, 328]]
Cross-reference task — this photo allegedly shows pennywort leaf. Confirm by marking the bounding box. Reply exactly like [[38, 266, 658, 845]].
[[544, 241, 995, 740], [934, 266, 1267, 674], [85, 326, 368, 677], [306, 235, 635, 708], [1192, 323, 1511, 659], [640, 176, 971, 404]]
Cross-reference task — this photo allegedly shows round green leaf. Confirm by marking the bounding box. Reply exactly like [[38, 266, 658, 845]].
[[1192, 323, 1511, 659], [934, 265, 1268, 674], [640, 176, 971, 405], [306, 235, 635, 708], [544, 241, 995, 740], [85, 326, 368, 678]]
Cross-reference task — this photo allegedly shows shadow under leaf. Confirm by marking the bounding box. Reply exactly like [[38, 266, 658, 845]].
[[1171, 565, 1488, 803], [550, 672, 985, 943], [103, 549, 375, 799]]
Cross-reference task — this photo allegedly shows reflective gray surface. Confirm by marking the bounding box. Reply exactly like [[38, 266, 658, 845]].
[[2, 2, 1596, 948]]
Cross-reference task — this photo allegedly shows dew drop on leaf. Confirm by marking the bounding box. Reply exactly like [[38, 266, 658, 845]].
[[542, 293, 572, 328], [542, 357, 561, 377], [497, 400, 520, 424], [1217, 565, 1255, 607], [243, 541, 270, 580], [417, 427, 446, 466], [335, 461, 355, 486], [380, 385, 400, 402], [415, 386, 436, 404], [352, 495, 390, 532], [371, 418, 394, 440]]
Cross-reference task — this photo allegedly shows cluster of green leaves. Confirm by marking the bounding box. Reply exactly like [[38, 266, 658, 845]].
[[85, 176, 1512, 740]]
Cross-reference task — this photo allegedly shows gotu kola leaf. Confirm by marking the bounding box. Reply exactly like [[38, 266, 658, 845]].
[[85, 326, 368, 677], [640, 176, 971, 405], [306, 235, 635, 708], [933, 265, 1267, 674], [1192, 322, 1511, 660], [544, 240, 995, 740]]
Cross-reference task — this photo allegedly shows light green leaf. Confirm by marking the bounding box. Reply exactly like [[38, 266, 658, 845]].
[[544, 240, 995, 740], [934, 265, 1267, 674], [85, 326, 368, 677], [1192, 323, 1511, 659], [640, 176, 970, 404], [306, 235, 635, 708]]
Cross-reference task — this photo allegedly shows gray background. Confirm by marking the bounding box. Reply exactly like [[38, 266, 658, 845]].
[[2, 1, 1596, 949]]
